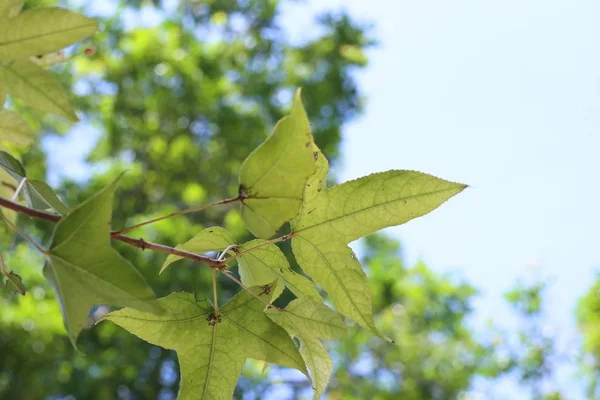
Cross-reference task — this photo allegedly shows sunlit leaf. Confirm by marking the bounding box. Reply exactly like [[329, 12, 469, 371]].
[[161, 226, 235, 273], [0, 110, 33, 145], [0, 0, 23, 20], [0, 60, 78, 121], [292, 147, 467, 337], [44, 176, 161, 347], [239, 89, 317, 238], [105, 286, 308, 400], [0, 169, 16, 224], [0, 7, 98, 61], [267, 297, 346, 399]]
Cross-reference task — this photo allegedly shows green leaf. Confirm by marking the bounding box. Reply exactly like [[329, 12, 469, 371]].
[[267, 297, 346, 399], [26, 180, 70, 215], [0, 169, 16, 225], [44, 176, 161, 347], [239, 89, 317, 238], [237, 239, 321, 302], [0, 150, 26, 181], [104, 287, 308, 400], [0, 60, 78, 121], [161, 227, 235, 273], [0, 109, 33, 145], [3, 271, 26, 295], [0, 151, 70, 215], [0, 7, 98, 61], [292, 157, 467, 337], [0, 0, 23, 20]]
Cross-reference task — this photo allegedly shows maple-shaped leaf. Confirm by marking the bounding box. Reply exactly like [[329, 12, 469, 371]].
[[291, 147, 466, 337], [239, 89, 317, 238], [0, 7, 98, 61], [104, 286, 309, 400], [44, 176, 160, 347], [267, 297, 346, 400]]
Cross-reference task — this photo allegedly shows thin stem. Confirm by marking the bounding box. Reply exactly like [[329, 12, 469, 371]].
[[1, 213, 47, 254], [115, 196, 241, 235], [217, 244, 239, 262], [221, 270, 283, 312], [0, 196, 222, 268], [212, 269, 219, 314], [221, 233, 294, 265], [11, 178, 26, 201]]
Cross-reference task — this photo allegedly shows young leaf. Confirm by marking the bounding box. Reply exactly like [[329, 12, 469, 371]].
[[267, 297, 347, 399], [0, 0, 23, 20], [237, 239, 321, 302], [0, 109, 33, 145], [292, 150, 467, 337], [3, 271, 26, 295], [104, 287, 309, 400], [44, 176, 161, 347], [0, 60, 78, 121], [161, 227, 235, 273], [239, 89, 317, 238], [0, 7, 98, 61]]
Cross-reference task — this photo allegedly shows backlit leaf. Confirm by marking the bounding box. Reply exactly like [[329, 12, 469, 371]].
[[161, 227, 235, 273], [237, 239, 321, 302], [0, 151, 69, 215], [267, 297, 346, 399], [292, 149, 467, 337], [44, 176, 160, 346], [0, 0, 23, 20], [105, 286, 308, 400], [239, 89, 317, 238], [0, 60, 78, 121], [0, 110, 33, 145], [0, 7, 98, 61]]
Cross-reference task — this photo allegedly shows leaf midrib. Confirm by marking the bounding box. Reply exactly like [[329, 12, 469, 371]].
[[295, 236, 374, 331], [1, 63, 72, 117], [295, 186, 463, 236], [0, 22, 95, 48]]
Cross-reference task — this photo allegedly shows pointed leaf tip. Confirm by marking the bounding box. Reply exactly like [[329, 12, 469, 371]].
[[44, 176, 160, 346]]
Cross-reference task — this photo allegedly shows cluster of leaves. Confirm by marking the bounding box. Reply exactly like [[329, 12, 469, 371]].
[[0, 2, 472, 399]]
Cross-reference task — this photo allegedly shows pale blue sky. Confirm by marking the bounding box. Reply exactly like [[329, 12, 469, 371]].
[[44, 0, 600, 398], [280, 0, 600, 398]]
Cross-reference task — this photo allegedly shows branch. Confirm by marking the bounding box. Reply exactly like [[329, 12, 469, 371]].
[[0, 196, 223, 269], [114, 195, 241, 235]]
